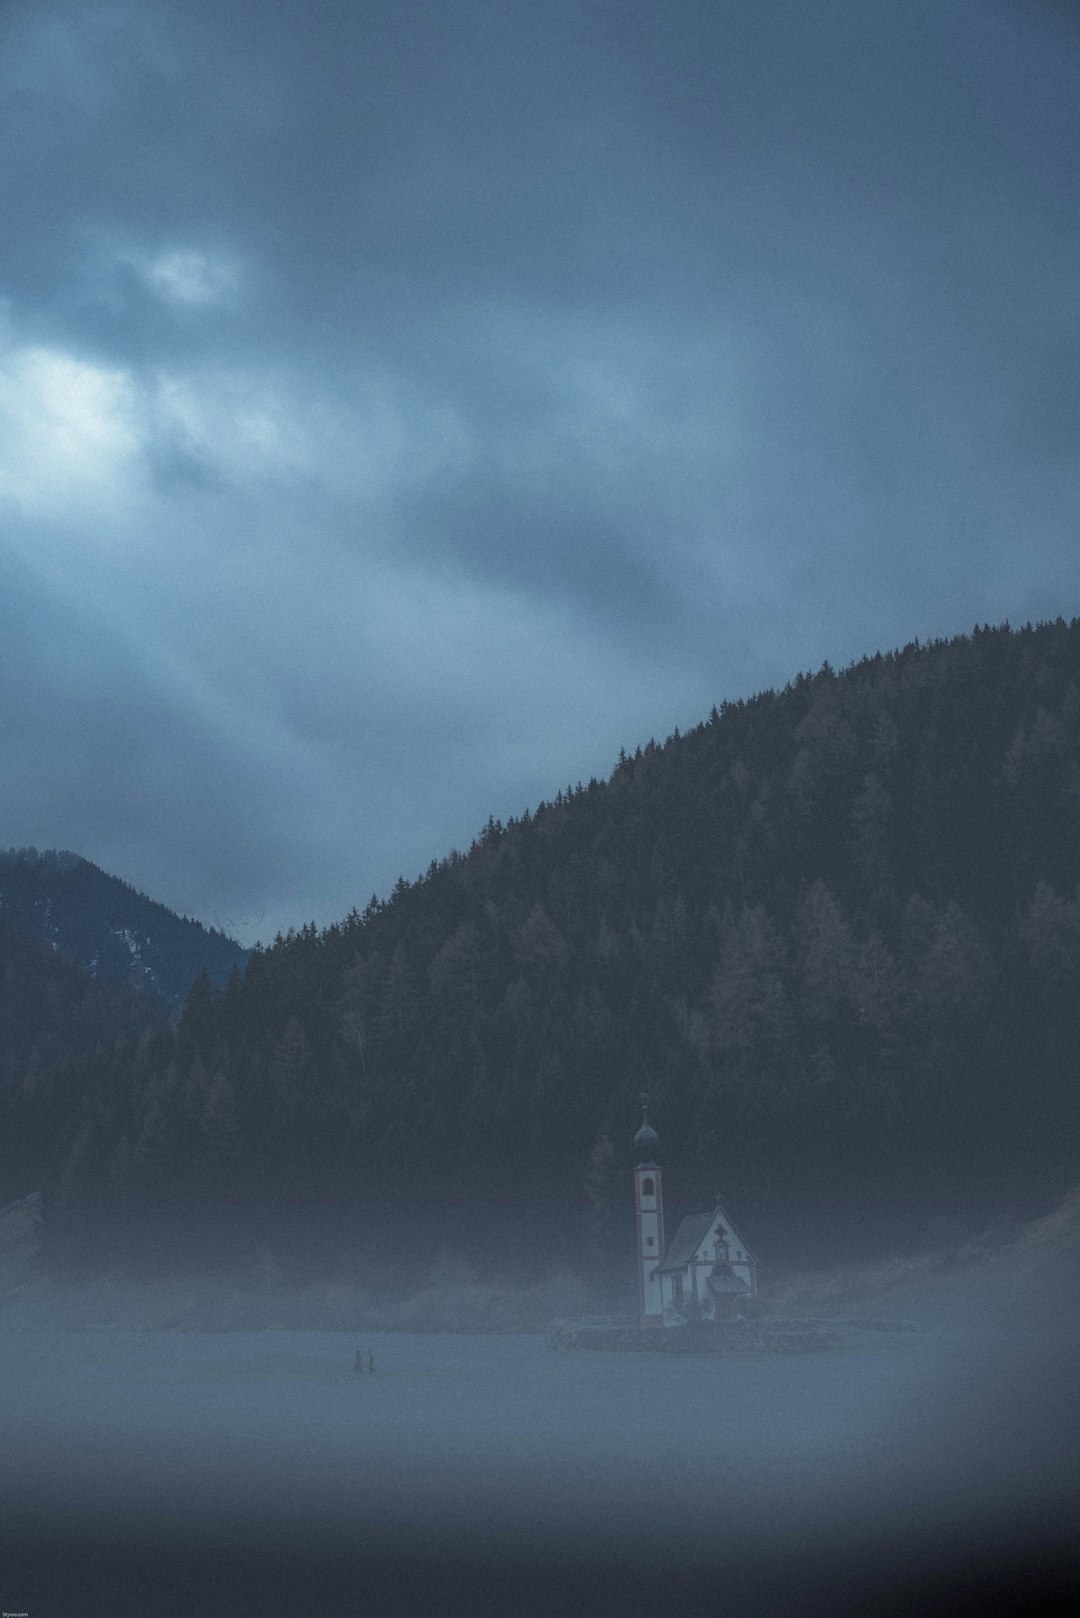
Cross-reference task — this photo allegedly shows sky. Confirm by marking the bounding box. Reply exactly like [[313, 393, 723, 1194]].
[[1, 0, 1078, 943]]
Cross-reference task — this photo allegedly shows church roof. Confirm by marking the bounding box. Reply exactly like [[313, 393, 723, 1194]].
[[655, 1212, 715, 1272], [633, 1107, 661, 1166]]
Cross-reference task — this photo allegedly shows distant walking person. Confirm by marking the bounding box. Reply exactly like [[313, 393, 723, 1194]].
[[353, 1349, 363, 1374], [368, 1351, 376, 1375]]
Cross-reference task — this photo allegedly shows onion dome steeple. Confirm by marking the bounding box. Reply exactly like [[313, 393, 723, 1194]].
[[633, 1105, 660, 1167]]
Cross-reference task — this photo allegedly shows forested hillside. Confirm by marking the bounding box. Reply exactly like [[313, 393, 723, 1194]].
[[0, 913, 168, 1088], [4, 621, 1080, 1278], [0, 849, 248, 1006]]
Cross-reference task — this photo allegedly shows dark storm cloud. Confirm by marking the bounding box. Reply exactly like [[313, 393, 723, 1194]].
[[1, 0, 1078, 938]]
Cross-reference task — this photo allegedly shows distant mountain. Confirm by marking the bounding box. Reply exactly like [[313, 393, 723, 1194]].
[[6, 620, 1080, 1280], [0, 909, 168, 1087], [0, 849, 248, 1006]]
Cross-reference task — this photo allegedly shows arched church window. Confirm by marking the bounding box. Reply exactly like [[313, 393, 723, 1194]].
[[642, 1177, 654, 1196]]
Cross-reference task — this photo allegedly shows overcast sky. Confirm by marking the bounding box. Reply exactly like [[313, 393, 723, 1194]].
[[1, 0, 1078, 942]]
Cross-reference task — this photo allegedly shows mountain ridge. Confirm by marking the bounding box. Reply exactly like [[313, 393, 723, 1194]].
[[0, 847, 248, 1006], [0, 848, 248, 1091]]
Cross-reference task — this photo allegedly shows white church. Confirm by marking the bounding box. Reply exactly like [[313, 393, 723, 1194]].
[[633, 1108, 758, 1327]]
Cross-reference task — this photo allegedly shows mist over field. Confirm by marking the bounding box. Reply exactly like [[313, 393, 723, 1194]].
[[1, 1322, 1077, 1618], [1, 1201, 1078, 1617]]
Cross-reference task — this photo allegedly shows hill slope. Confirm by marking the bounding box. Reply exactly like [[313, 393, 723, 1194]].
[[4, 620, 1080, 1276], [0, 849, 248, 1006]]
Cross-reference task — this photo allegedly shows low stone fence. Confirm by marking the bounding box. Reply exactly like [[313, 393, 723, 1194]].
[[545, 1317, 842, 1354]]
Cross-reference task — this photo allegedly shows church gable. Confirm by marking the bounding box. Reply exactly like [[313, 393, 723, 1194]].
[[702, 1209, 756, 1268], [665, 1209, 756, 1270]]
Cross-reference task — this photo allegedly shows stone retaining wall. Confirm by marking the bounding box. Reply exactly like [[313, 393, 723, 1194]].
[[545, 1318, 842, 1354]]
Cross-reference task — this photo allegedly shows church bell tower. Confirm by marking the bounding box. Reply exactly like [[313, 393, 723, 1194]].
[[633, 1106, 665, 1327]]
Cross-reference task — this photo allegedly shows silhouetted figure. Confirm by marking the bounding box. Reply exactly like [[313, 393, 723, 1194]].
[[353, 1349, 363, 1374], [368, 1351, 375, 1375]]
